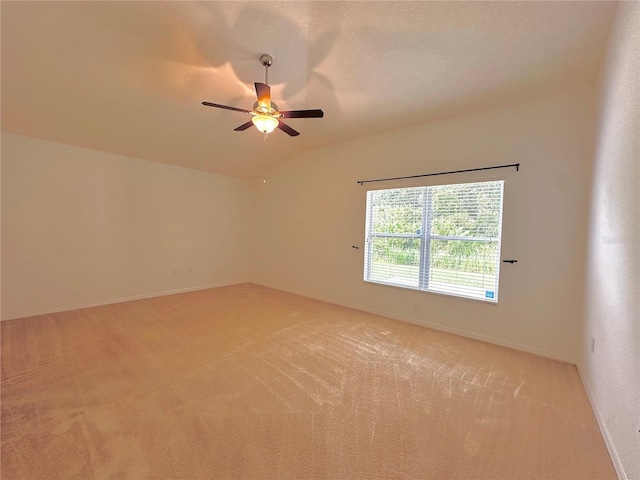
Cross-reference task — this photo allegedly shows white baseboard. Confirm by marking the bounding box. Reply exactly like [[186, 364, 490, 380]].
[[252, 282, 577, 364], [577, 366, 627, 480], [4, 279, 576, 365], [1, 281, 246, 321]]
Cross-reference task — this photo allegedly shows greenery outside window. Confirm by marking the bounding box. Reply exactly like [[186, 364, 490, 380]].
[[364, 180, 504, 302]]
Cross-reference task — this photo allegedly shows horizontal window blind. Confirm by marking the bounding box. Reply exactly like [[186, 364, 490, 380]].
[[364, 180, 504, 302]]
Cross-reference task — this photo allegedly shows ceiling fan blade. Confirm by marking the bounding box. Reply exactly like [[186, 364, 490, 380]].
[[255, 82, 271, 110], [202, 101, 250, 113], [277, 121, 300, 137], [280, 109, 324, 118], [233, 121, 254, 131]]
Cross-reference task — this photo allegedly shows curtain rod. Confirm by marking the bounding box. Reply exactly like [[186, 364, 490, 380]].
[[357, 163, 520, 186]]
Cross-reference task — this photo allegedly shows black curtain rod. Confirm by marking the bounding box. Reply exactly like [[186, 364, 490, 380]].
[[357, 163, 520, 186]]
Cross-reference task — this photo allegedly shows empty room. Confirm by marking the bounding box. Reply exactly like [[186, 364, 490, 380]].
[[1, 1, 638, 479]]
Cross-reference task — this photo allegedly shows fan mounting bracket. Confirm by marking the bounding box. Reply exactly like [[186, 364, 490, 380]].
[[260, 54, 273, 67]]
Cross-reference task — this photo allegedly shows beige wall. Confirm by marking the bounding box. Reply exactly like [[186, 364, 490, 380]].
[[1, 133, 253, 320], [580, 2, 640, 479], [2, 86, 600, 363], [253, 86, 598, 363]]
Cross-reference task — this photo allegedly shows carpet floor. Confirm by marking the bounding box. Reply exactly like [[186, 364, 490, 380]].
[[1, 283, 615, 479]]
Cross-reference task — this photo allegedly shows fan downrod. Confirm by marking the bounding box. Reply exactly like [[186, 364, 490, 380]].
[[260, 54, 273, 84]]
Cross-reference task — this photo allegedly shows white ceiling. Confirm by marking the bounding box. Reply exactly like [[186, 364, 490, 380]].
[[1, 1, 617, 179]]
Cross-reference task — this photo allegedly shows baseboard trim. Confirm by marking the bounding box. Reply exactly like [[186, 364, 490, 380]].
[[577, 366, 627, 480], [1, 281, 246, 321], [252, 282, 576, 364], [4, 280, 576, 364]]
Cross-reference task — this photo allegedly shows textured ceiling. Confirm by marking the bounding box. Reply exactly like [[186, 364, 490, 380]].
[[1, 1, 617, 179]]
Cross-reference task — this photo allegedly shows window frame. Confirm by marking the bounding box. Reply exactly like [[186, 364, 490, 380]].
[[363, 179, 505, 303]]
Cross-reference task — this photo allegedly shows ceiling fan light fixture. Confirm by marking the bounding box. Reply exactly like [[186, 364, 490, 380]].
[[252, 114, 279, 134], [202, 54, 322, 138]]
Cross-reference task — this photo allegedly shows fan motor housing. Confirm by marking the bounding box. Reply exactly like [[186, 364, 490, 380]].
[[252, 101, 279, 116]]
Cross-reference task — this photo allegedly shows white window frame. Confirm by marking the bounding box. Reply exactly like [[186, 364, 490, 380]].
[[364, 180, 504, 303]]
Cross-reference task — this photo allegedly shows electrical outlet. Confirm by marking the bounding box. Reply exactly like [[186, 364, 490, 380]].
[[590, 336, 596, 353]]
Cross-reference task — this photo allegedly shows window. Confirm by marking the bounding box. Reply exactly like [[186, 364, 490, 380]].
[[364, 180, 504, 302]]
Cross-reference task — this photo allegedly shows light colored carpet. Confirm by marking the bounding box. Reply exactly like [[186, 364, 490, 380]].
[[1, 283, 615, 479]]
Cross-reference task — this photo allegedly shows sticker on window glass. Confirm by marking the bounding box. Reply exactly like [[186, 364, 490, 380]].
[[485, 290, 495, 299]]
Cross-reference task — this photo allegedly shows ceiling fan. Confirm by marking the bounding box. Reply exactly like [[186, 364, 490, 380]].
[[202, 54, 324, 137]]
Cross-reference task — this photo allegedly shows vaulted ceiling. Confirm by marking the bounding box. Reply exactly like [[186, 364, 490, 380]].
[[1, 1, 617, 179]]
